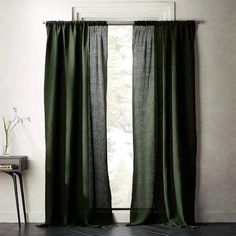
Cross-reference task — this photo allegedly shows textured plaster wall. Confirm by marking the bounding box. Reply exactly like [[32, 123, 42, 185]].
[[0, 0, 235, 222]]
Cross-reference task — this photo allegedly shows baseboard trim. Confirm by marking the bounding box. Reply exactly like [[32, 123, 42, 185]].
[[196, 211, 236, 222], [0, 210, 236, 223], [0, 212, 44, 223], [114, 210, 236, 223], [113, 210, 130, 223], [0, 211, 130, 223]]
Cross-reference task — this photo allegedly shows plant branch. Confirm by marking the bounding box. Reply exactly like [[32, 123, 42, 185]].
[[2, 108, 31, 155]]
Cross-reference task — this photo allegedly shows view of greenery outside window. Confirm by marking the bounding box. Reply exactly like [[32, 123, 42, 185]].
[[107, 26, 133, 208]]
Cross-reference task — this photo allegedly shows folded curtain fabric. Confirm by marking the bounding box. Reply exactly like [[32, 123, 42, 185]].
[[44, 21, 113, 226], [44, 20, 196, 227], [130, 21, 197, 226]]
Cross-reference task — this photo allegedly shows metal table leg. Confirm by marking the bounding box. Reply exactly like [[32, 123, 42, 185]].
[[9, 173, 21, 228], [16, 173, 27, 223]]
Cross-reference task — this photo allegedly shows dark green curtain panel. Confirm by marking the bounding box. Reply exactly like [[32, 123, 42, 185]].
[[44, 21, 113, 226], [130, 21, 196, 226]]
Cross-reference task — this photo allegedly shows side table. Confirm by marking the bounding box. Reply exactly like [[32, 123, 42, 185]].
[[0, 156, 28, 228]]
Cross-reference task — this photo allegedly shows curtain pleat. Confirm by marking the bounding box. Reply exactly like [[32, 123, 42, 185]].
[[130, 21, 196, 226], [131, 25, 156, 224], [44, 21, 113, 226], [88, 25, 113, 224]]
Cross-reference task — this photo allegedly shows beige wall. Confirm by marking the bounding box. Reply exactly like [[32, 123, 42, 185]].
[[0, 0, 235, 222]]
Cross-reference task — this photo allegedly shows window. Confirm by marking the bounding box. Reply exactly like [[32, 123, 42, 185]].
[[107, 26, 133, 208], [72, 0, 175, 212]]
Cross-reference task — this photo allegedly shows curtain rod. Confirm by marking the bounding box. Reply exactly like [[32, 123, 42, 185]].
[[42, 20, 203, 25]]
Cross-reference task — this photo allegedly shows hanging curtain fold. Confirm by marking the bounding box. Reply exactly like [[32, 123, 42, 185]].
[[44, 21, 113, 226], [130, 21, 197, 226]]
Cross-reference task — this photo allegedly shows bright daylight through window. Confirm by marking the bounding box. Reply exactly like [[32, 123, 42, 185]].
[[107, 26, 133, 208]]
